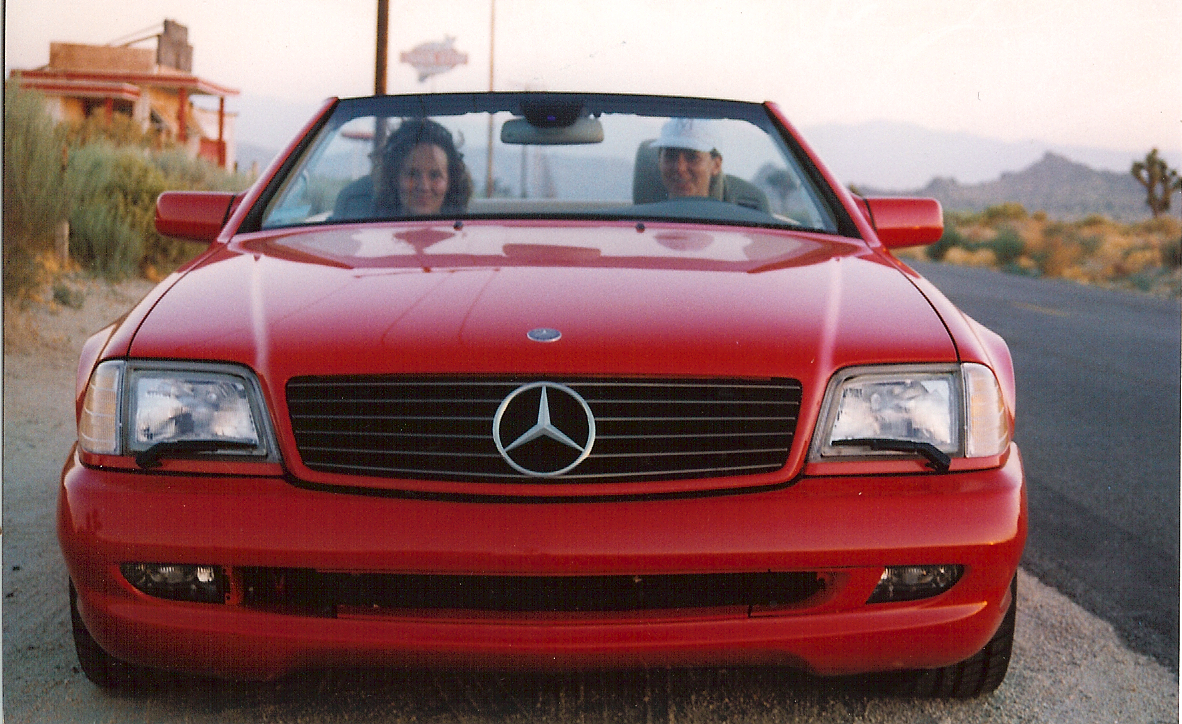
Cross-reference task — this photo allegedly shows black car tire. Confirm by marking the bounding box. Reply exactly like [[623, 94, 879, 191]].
[[884, 575, 1017, 698], [70, 580, 150, 690]]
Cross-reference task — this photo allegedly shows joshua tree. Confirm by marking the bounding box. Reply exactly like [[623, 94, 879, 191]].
[[1131, 148, 1181, 218]]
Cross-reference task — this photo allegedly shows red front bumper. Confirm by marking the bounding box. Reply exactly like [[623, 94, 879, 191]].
[[59, 446, 1026, 680]]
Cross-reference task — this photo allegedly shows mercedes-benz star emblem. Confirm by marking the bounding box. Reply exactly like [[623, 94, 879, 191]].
[[527, 327, 562, 342], [493, 382, 595, 477]]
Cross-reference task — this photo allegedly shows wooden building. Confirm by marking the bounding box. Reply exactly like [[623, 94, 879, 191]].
[[10, 20, 239, 169]]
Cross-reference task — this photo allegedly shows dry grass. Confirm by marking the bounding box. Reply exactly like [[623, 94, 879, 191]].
[[896, 213, 1182, 297], [3, 266, 155, 356]]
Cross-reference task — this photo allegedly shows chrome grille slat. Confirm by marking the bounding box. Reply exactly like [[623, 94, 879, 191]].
[[287, 376, 802, 484], [303, 462, 786, 480]]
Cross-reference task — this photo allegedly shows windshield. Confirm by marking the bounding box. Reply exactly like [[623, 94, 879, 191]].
[[259, 94, 841, 234]]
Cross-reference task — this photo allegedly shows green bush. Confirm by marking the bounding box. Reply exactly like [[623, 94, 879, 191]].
[[70, 202, 142, 279], [3, 82, 253, 287], [152, 148, 247, 192], [64, 139, 249, 280], [65, 144, 148, 280], [926, 225, 965, 261], [1164, 237, 1182, 269], [985, 226, 1025, 266], [63, 112, 165, 151], [982, 202, 1028, 224], [3, 82, 74, 296]]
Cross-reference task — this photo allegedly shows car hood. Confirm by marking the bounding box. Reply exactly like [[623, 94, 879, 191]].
[[131, 222, 956, 385]]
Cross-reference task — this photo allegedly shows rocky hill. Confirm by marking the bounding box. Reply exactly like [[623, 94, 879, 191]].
[[862, 152, 1155, 220]]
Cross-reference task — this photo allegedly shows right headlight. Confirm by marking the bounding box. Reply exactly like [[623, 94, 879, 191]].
[[78, 360, 276, 467], [810, 363, 1011, 470]]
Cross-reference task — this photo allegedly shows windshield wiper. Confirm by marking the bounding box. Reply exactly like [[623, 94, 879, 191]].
[[830, 438, 952, 473], [135, 440, 258, 469]]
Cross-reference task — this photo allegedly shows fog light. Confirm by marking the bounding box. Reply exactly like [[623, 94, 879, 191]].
[[867, 565, 964, 603], [122, 563, 226, 603]]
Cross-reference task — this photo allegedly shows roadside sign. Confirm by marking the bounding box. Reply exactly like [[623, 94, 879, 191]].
[[400, 37, 469, 82]]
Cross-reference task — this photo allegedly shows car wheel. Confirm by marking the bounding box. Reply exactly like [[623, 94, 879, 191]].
[[69, 581, 149, 689], [885, 575, 1017, 698]]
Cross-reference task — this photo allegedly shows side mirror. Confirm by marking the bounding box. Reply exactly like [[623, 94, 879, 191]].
[[155, 191, 239, 242], [862, 197, 943, 248]]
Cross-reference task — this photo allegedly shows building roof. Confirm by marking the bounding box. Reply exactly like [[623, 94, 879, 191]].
[[13, 67, 238, 99], [11, 31, 238, 99]]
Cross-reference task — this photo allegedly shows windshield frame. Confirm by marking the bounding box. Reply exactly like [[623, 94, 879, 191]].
[[240, 93, 859, 238]]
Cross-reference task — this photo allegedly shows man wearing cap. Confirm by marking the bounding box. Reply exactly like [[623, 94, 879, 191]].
[[655, 118, 723, 198]]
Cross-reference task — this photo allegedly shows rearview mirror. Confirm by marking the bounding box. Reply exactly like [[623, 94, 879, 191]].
[[501, 117, 605, 145], [862, 197, 944, 248]]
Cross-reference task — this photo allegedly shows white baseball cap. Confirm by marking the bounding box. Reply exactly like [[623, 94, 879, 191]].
[[655, 118, 717, 153]]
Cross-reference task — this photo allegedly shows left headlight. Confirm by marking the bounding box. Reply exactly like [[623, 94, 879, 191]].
[[79, 360, 276, 466], [810, 363, 1011, 470]]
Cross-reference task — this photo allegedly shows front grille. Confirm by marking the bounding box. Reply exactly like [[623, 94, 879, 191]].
[[286, 376, 802, 483], [240, 568, 825, 616]]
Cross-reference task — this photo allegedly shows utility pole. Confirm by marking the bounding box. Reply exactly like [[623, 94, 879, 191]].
[[485, 0, 496, 197], [375, 0, 389, 95], [375, 0, 389, 152]]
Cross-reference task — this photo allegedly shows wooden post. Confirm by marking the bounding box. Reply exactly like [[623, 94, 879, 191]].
[[55, 221, 70, 265], [375, 0, 389, 95], [177, 87, 188, 142], [217, 96, 226, 167]]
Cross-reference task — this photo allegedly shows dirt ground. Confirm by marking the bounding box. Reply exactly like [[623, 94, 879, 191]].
[[2, 277, 1178, 723]]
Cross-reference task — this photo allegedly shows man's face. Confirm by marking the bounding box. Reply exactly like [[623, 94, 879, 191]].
[[658, 147, 721, 198]]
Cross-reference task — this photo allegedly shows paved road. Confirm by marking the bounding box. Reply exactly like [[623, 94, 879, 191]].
[[909, 260, 1181, 671]]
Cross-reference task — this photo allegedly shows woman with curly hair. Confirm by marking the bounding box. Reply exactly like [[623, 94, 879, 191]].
[[334, 118, 472, 219], [377, 118, 472, 216]]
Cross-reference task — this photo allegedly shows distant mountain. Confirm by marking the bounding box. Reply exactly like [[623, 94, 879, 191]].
[[861, 152, 1155, 221], [800, 120, 1175, 191]]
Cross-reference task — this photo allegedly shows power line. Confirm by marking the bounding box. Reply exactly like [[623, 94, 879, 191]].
[[104, 23, 164, 47]]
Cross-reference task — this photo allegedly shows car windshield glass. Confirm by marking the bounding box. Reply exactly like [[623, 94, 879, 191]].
[[259, 94, 839, 234]]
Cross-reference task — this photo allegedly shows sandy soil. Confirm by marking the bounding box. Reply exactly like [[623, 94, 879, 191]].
[[2, 277, 1178, 723]]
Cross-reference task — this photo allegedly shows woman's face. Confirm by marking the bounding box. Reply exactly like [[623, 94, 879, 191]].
[[397, 143, 450, 214]]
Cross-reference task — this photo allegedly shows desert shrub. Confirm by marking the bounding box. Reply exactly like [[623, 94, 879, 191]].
[[65, 140, 250, 280], [3, 82, 74, 296], [6, 82, 252, 289], [982, 202, 1027, 224], [67, 144, 186, 279], [986, 226, 1025, 266], [1133, 215, 1182, 237], [945, 210, 980, 227], [1079, 233, 1104, 256], [926, 225, 966, 261], [70, 201, 142, 279], [63, 112, 166, 151], [1163, 237, 1182, 269], [66, 144, 144, 279], [52, 281, 86, 308], [152, 148, 248, 192]]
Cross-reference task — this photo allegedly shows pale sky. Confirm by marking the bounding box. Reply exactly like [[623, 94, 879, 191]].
[[6, 0, 1180, 166]]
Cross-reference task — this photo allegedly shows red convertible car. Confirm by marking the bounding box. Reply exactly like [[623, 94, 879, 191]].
[[60, 92, 1026, 697]]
